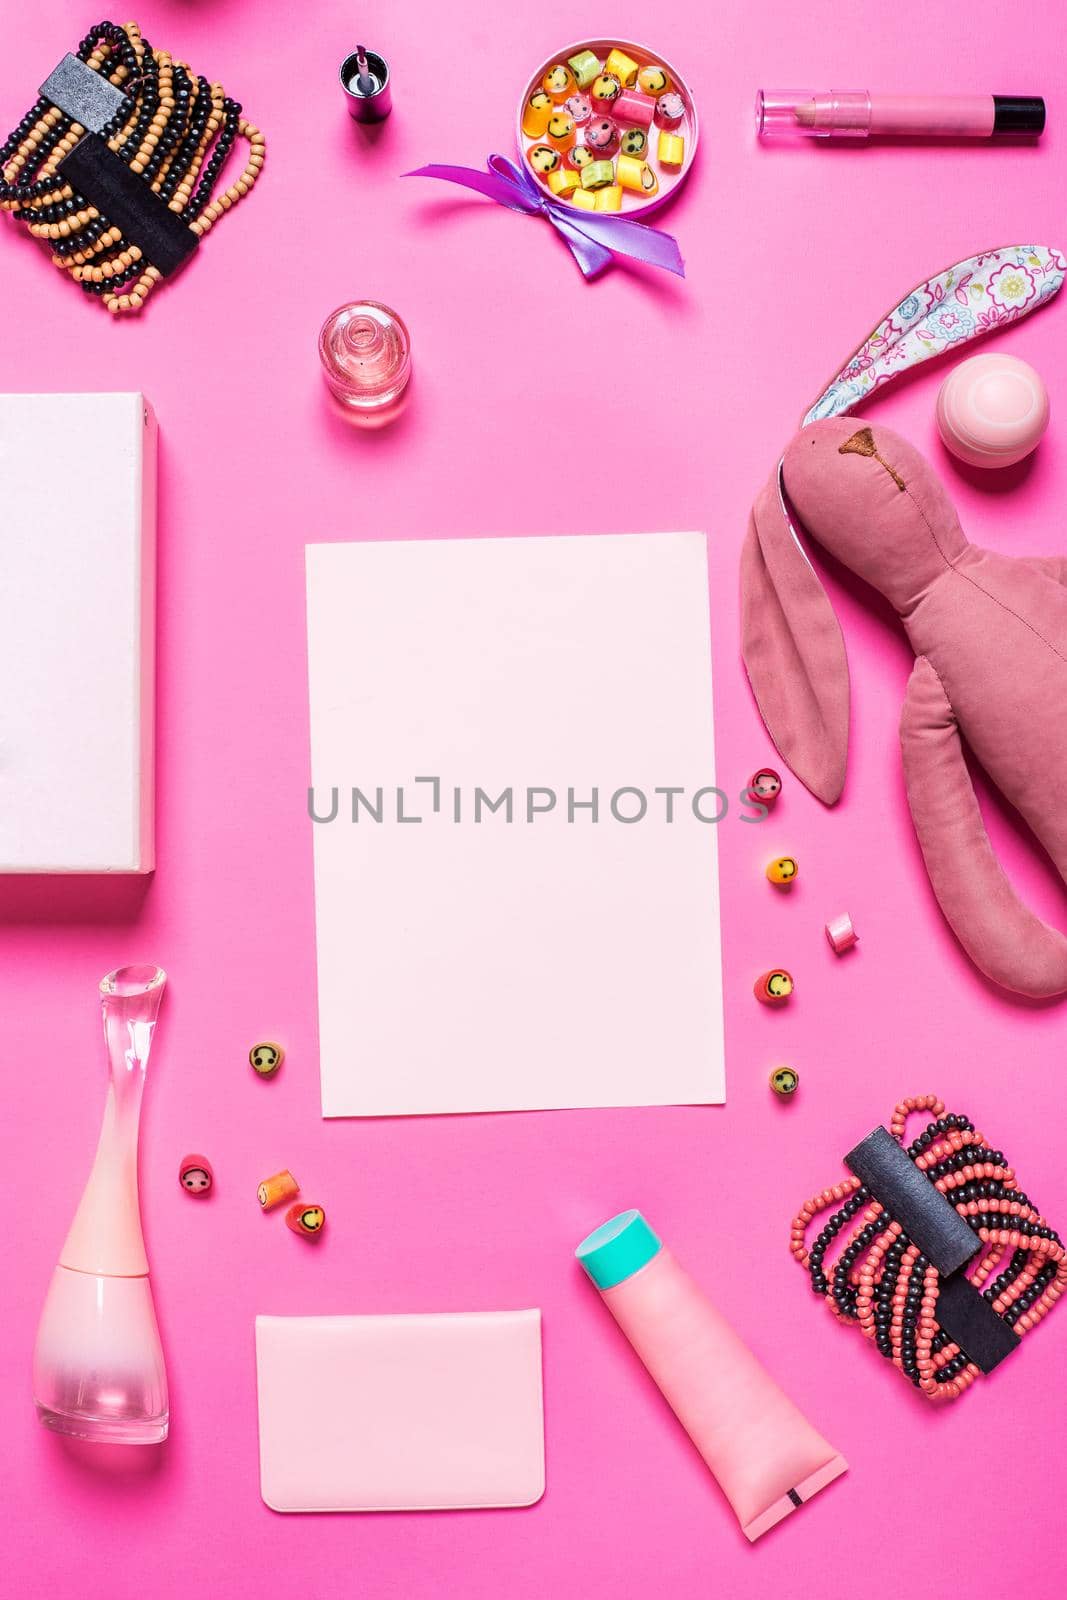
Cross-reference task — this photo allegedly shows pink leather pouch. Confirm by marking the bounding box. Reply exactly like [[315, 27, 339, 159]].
[[255, 1310, 545, 1512]]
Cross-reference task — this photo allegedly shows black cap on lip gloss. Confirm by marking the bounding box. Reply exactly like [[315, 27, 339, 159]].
[[992, 96, 1045, 133]]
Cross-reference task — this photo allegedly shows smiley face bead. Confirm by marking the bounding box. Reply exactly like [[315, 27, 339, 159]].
[[565, 92, 593, 125], [585, 116, 619, 153], [527, 143, 561, 178], [766, 856, 798, 886], [542, 63, 576, 103], [620, 127, 648, 158], [250, 1041, 284, 1076], [754, 969, 794, 1005], [286, 1202, 326, 1237], [521, 89, 554, 138], [656, 91, 686, 128], [547, 112, 576, 151], [770, 1066, 800, 1097], [638, 64, 671, 97], [179, 1154, 214, 1195], [748, 767, 782, 807], [568, 143, 596, 169], [591, 73, 622, 113]]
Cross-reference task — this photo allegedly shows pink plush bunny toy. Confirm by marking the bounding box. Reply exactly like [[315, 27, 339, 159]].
[[742, 247, 1067, 999]]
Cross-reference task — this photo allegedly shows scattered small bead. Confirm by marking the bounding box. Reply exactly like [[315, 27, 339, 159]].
[[258, 1169, 300, 1210], [825, 911, 859, 954], [770, 1066, 800, 1097], [747, 767, 782, 807], [754, 969, 794, 1005], [179, 1154, 214, 1195], [286, 1202, 327, 1237], [250, 1041, 285, 1077], [766, 856, 798, 886]]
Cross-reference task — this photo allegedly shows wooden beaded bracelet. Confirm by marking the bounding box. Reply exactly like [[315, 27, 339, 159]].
[[791, 1095, 1064, 1402], [0, 19, 264, 313]]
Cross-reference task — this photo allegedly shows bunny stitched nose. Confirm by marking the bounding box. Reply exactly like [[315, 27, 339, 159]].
[[782, 418, 966, 614], [839, 426, 907, 492]]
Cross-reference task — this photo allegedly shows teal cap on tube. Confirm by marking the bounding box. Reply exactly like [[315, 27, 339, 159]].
[[575, 1209, 662, 1290]]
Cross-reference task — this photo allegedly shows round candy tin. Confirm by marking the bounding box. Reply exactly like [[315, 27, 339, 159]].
[[518, 40, 697, 219]]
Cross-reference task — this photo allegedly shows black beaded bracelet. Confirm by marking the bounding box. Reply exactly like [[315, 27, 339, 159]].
[[0, 19, 264, 313]]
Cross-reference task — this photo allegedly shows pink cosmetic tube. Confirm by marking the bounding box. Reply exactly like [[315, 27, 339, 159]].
[[756, 90, 1045, 140], [576, 1210, 847, 1540]]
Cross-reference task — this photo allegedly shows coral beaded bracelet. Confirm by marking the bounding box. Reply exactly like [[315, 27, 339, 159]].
[[791, 1095, 1064, 1401]]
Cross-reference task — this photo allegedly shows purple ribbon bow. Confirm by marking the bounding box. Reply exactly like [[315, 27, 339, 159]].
[[404, 153, 685, 280]]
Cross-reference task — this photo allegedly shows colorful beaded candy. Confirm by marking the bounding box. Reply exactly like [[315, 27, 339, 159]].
[[0, 19, 264, 314], [525, 46, 684, 212], [790, 1095, 1065, 1401]]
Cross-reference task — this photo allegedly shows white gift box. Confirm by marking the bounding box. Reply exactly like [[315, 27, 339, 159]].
[[0, 392, 156, 873]]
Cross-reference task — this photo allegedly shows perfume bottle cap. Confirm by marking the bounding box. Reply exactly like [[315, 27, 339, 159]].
[[576, 1209, 662, 1289]]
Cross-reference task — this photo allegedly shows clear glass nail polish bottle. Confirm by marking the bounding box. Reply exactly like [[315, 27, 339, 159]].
[[318, 301, 412, 425]]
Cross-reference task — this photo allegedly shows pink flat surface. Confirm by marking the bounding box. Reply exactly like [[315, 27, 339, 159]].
[[1, 2, 1065, 1596]]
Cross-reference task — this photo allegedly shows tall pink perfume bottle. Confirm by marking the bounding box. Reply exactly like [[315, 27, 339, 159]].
[[33, 965, 169, 1444], [318, 300, 411, 424]]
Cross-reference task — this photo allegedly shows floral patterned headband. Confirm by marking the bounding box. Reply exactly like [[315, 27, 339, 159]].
[[802, 245, 1064, 427]]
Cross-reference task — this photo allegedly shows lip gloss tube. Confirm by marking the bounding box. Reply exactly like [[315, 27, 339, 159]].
[[576, 1210, 847, 1541], [757, 90, 1045, 140]]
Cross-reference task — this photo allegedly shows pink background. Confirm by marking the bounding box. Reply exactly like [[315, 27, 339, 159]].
[[2, 2, 1065, 1595]]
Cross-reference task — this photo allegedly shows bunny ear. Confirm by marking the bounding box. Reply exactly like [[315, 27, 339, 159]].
[[741, 465, 850, 805], [802, 245, 1065, 425]]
